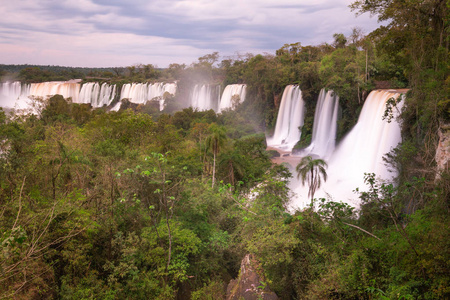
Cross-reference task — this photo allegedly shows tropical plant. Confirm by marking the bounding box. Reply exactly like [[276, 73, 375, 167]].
[[206, 124, 227, 187], [296, 156, 328, 205]]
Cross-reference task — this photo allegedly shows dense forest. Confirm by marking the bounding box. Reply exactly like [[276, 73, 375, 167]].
[[0, 0, 448, 299]]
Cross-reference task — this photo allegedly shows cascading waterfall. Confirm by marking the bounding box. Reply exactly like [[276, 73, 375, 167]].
[[120, 83, 147, 104], [300, 89, 339, 158], [218, 84, 246, 112], [98, 83, 117, 107], [1, 81, 81, 111], [77, 82, 117, 107], [291, 90, 404, 208], [190, 84, 221, 111], [0, 80, 124, 112], [120, 82, 177, 111], [267, 85, 305, 150], [78, 83, 99, 104], [0, 81, 31, 109], [1, 80, 177, 113], [29, 81, 81, 102]]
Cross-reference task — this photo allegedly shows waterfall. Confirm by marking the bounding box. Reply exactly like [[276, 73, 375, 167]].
[[154, 82, 176, 111], [301, 89, 339, 158], [267, 85, 305, 150], [1, 80, 177, 112], [120, 83, 147, 104], [98, 83, 117, 107], [1, 81, 81, 112], [218, 84, 246, 112], [291, 90, 404, 208], [120, 82, 177, 110], [78, 83, 100, 105], [0, 81, 31, 110], [190, 84, 221, 111], [78, 82, 116, 107], [29, 81, 80, 102]]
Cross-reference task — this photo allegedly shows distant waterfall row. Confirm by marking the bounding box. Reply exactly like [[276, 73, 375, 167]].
[[190, 84, 246, 112], [0, 81, 80, 110], [0, 81, 177, 111], [1, 81, 246, 114]]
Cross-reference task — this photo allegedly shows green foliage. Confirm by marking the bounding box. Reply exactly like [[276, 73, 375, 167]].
[[1, 1, 448, 298], [3, 90, 443, 298], [191, 280, 226, 300]]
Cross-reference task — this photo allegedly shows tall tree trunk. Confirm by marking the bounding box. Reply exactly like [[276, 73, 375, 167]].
[[164, 209, 172, 284], [212, 149, 216, 188], [365, 49, 368, 82], [310, 168, 315, 205]]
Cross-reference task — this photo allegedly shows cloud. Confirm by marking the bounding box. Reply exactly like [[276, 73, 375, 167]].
[[0, 0, 382, 67], [0, 29, 211, 67]]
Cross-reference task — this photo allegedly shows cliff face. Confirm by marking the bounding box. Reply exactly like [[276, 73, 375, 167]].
[[435, 124, 450, 180]]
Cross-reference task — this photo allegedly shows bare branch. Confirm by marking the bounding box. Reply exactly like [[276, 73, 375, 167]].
[[12, 176, 27, 230], [342, 222, 381, 240]]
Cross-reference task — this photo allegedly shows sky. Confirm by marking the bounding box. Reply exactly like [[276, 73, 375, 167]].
[[0, 0, 381, 68]]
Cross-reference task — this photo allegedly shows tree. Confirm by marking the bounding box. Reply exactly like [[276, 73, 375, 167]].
[[144, 152, 181, 282], [218, 148, 245, 186], [198, 52, 219, 67], [296, 156, 328, 205], [333, 33, 347, 48], [350, 0, 449, 128], [206, 124, 227, 187], [165, 63, 186, 80]]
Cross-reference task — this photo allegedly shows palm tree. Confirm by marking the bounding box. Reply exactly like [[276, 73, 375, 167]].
[[296, 156, 328, 205], [206, 124, 227, 187]]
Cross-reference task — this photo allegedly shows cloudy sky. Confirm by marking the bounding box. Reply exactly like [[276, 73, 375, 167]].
[[0, 0, 381, 68]]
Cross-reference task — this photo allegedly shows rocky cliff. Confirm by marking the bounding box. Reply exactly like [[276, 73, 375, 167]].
[[435, 124, 450, 180], [226, 254, 278, 300]]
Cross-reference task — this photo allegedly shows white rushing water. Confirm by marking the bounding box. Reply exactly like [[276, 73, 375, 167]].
[[190, 84, 221, 111], [0, 81, 32, 110], [77, 82, 116, 108], [29, 81, 81, 102], [267, 85, 305, 150], [120, 82, 177, 110], [218, 84, 246, 112], [300, 89, 339, 159], [291, 90, 404, 208], [0, 81, 81, 112], [1, 81, 177, 113]]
